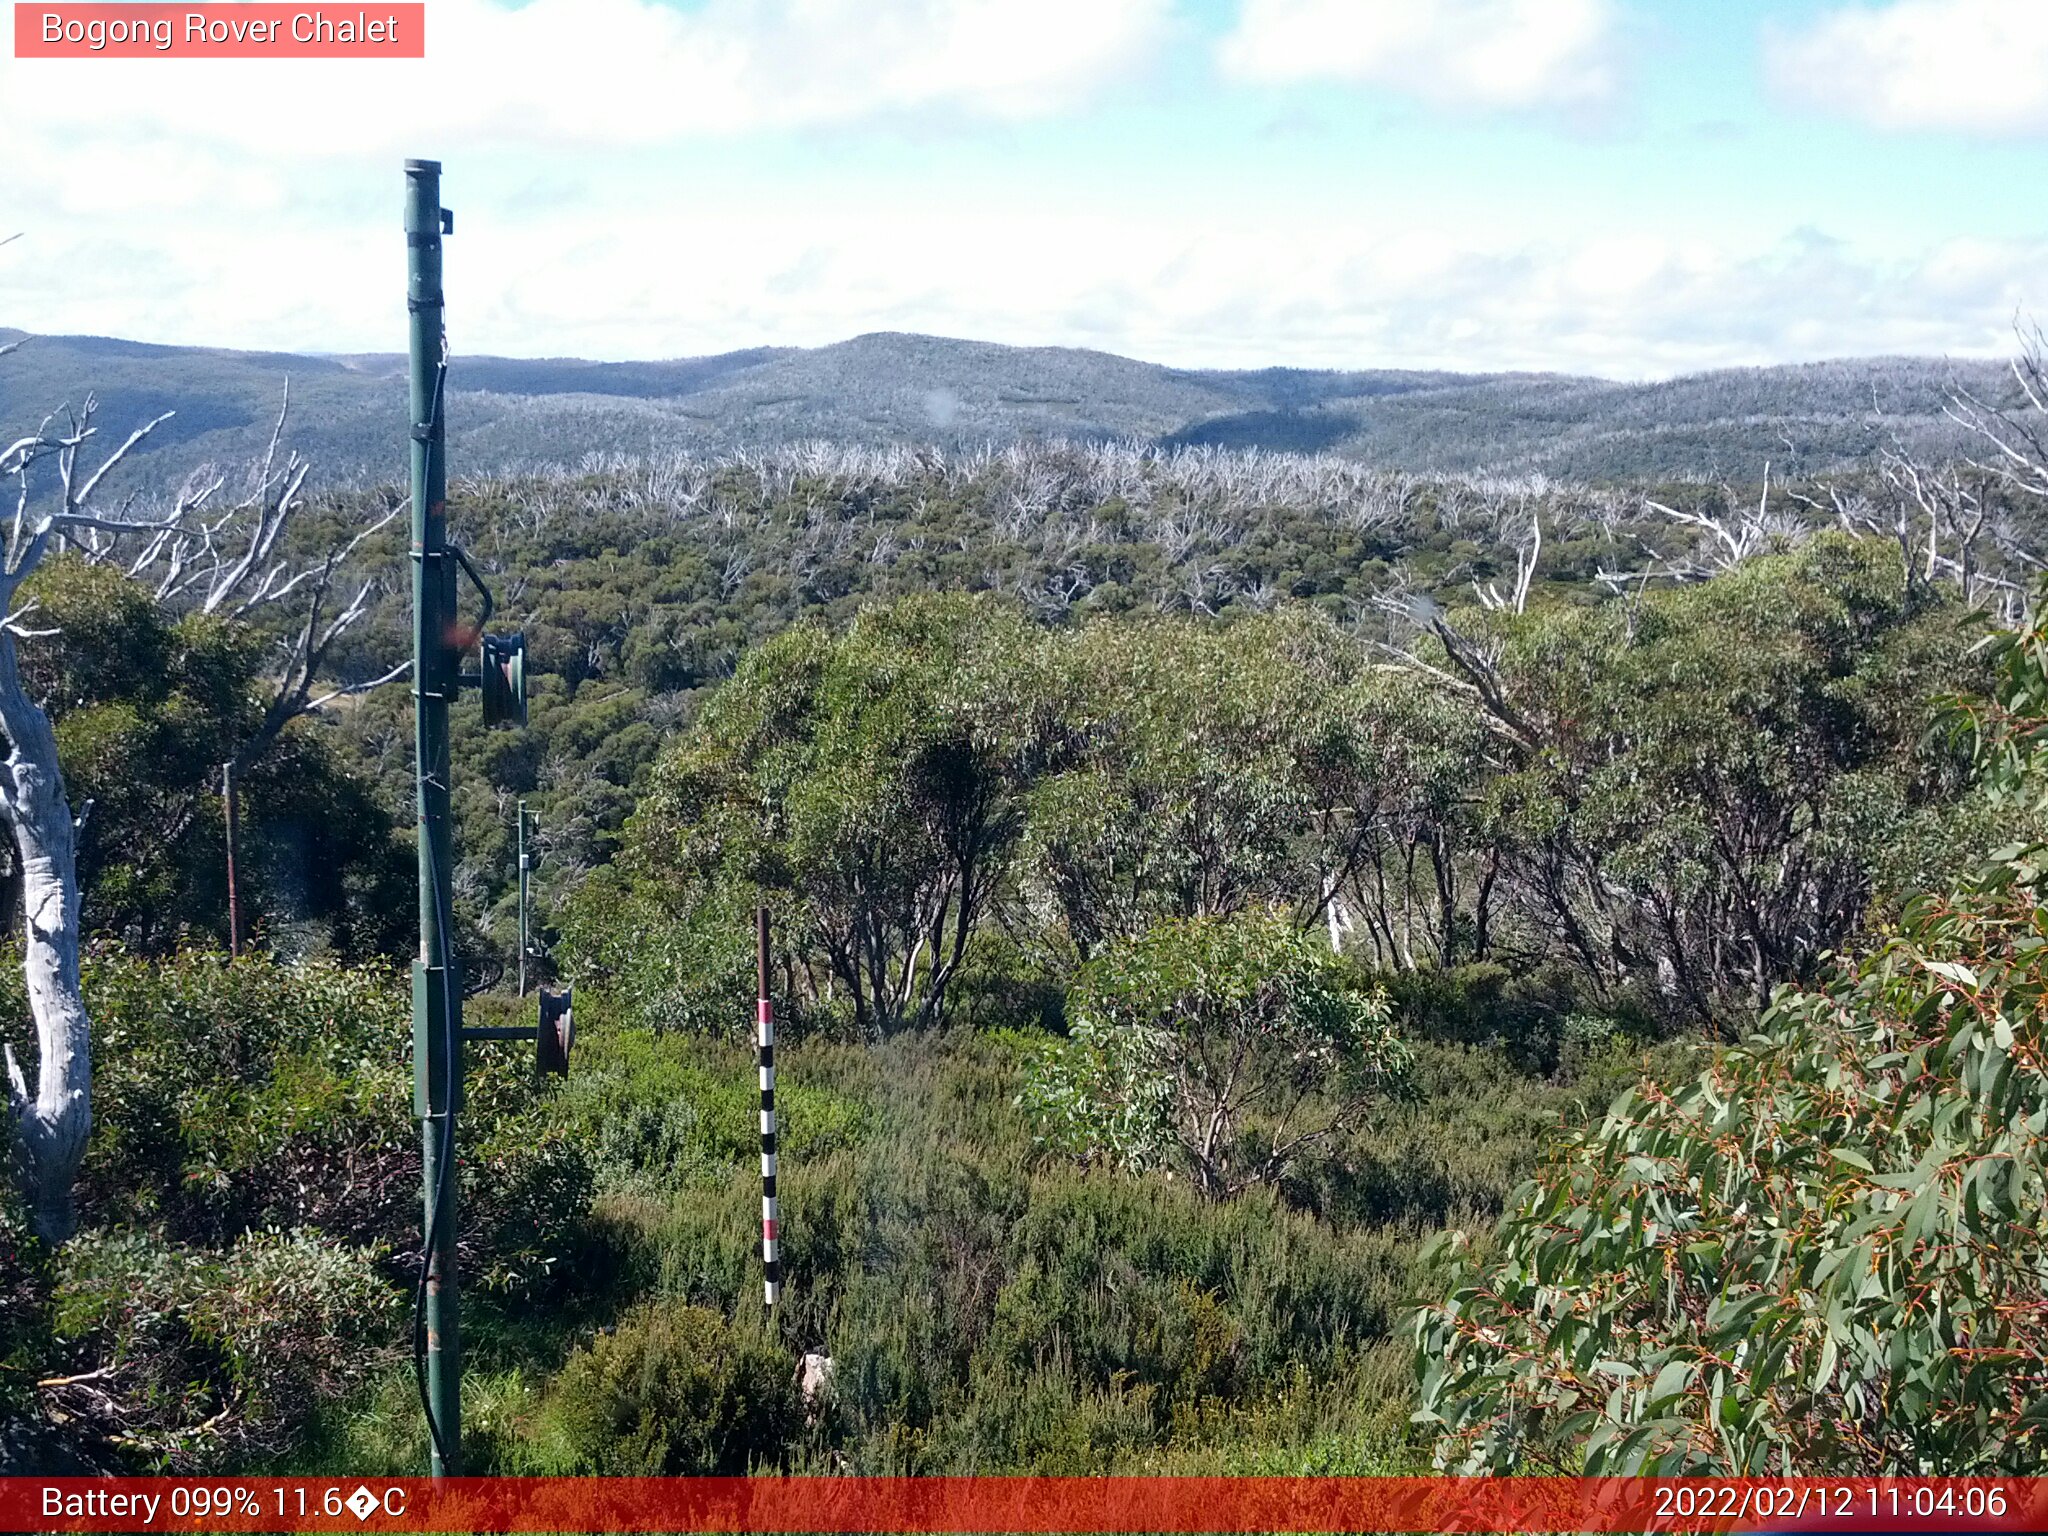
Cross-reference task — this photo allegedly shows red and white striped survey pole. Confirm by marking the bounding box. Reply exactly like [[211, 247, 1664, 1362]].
[[756, 905, 781, 1307]]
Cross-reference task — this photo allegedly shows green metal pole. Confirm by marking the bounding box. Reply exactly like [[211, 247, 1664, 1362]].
[[406, 157, 462, 1478], [517, 799, 529, 998]]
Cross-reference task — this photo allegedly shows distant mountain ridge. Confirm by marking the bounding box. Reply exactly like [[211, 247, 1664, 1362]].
[[0, 325, 2007, 490]]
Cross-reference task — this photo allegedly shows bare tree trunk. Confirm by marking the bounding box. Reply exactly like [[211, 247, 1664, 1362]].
[[0, 626, 89, 1244], [0, 376, 398, 1246]]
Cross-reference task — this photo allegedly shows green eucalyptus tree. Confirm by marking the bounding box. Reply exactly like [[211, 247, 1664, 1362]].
[[1021, 908, 1406, 1198], [1413, 598, 2048, 1473], [630, 592, 1051, 1034], [1023, 608, 1485, 962], [1429, 534, 1977, 1019]]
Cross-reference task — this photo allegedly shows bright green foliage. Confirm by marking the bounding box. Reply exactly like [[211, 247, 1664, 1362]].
[[1466, 535, 1976, 1020], [23, 951, 586, 1291], [0, 949, 598, 1468], [542, 1302, 800, 1474], [1026, 613, 1323, 951], [488, 1021, 1529, 1477], [587, 599, 1493, 1036], [604, 592, 1051, 1033], [1023, 910, 1406, 1197], [555, 868, 759, 1040], [1016, 1014, 1175, 1179], [1376, 959, 1658, 1076], [15, 557, 410, 959], [1413, 597, 2048, 1473], [553, 1019, 875, 1194], [590, 553, 1961, 1046], [1028, 611, 1485, 957], [8, 419, 2031, 1478], [2, 950, 1629, 1475], [1952, 610, 2048, 814], [47, 1228, 402, 1470], [64, 951, 409, 1241]]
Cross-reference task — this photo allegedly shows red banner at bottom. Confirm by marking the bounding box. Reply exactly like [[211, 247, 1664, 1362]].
[[9, 1476, 2045, 1534]]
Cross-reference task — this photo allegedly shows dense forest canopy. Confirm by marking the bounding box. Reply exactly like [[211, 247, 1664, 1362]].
[[1417, 612, 2048, 1474], [270, 431, 2034, 999], [569, 542, 1978, 1048]]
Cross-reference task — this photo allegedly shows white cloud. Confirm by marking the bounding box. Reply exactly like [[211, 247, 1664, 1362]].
[[0, 0, 1173, 157], [1216, 0, 1619, 110], [1765, 0, 2048, 135], [0, 0, 1175, 364], [0, 0, 2039, 383], [7, 176, 2038, 380]]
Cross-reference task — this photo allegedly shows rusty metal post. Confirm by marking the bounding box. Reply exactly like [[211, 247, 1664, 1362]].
[[221, 762, 241, 957]]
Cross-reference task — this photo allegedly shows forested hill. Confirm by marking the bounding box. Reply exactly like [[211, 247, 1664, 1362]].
[[0, 324, 2005, 487]]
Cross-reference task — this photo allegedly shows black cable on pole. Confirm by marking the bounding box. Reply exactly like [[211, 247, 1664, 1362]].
[[408, 352, 457, 1473], [412, 853, 460, 1469]]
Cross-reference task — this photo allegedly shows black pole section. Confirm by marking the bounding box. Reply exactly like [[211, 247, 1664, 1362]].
[[406, 156, 462, 1478], [757, 905, 780, 1306]]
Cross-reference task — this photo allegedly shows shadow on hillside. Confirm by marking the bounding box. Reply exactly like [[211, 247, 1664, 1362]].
[[1163, 408, 1357, 454]]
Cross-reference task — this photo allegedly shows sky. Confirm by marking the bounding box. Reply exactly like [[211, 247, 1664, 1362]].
[[1, 0, 2046, 378]]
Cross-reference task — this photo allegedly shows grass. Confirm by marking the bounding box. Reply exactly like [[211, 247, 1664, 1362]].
[[317, 1012, 1669, 1475], [16, 948, 1674, 1474]]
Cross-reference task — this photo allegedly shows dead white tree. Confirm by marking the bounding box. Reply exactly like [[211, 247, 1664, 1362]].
[[1785, 333, 2047, 622], [1473, 502, 1542, 614], [1367, 585, 1535, 756], [0, 380, 404, 1241], [0, 401, 179, 1241], [1650, 468, 1780, 571], [1947, 322, 2048, 508], [75, 387, 407, 770], [1594, 463, 1801, 593], [1870, 448, 2032, 617]]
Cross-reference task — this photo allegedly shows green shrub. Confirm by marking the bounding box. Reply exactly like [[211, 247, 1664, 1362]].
[[543, 1302, 799, 1473], [0, 950, 600, 1301], [556, 1026, 875, 1195], [461, 1046, 599, 1299], [0, 949, 599, 1470], [1379, 961, 1656, 1072], [1021, 910, 1405, 1197], [560, 1025, 1423, 1474], [22, 950, 414, 1244], [47, 1228, 402, 1470], [945, 930, 1067, 1033], [1415, 861, 2048, 1471], [0, 1185, 52, 1425], [820, 1157, 1420, 1472], [1290, 1039, 1686, 1232], [557, 869, 759, 1039], [1411, 596, 2048, 1475]]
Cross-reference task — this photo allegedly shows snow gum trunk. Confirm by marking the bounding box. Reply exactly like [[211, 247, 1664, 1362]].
[[0, 623, 90, 1243]]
